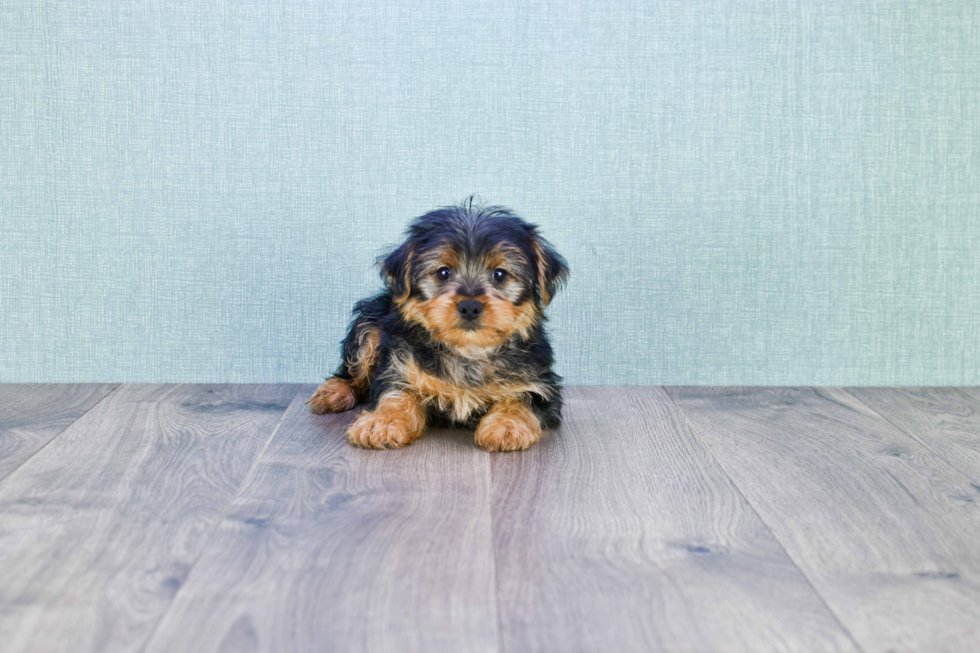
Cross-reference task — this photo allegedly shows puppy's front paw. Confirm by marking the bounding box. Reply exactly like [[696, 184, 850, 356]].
[[475, 401, 543, 452], [347, 409, 422, 449], [308, 378, 357, 414]]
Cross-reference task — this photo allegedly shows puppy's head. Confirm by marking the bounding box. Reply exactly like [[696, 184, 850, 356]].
[[380, 200, 568, 350]]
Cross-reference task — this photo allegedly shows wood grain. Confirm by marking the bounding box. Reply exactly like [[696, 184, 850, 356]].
[[0, 384, 117, 481], [847, 387, 980, 485], [667, 386, 980, 653], [0, 384, 299, 653], [143, 384, 497, 653], [491, 386, 857, 653]]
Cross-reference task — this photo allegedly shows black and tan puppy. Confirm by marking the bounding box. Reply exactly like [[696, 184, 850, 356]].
[[308, 199, 568, 451]]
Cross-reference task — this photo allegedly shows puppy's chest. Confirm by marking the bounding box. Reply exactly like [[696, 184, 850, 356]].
[[401, 355, 524, 422]]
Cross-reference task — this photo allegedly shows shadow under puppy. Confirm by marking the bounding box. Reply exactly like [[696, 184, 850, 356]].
[[308, 201, 568, 451]]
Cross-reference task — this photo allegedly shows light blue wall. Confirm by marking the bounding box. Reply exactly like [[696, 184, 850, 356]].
[[2, 1, 979, 385]]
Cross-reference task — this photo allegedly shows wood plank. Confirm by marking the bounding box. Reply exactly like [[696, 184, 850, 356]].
[[847, 387, 980, 486], [491, 386, 857, 653], [0, 384, 118, 481], [143, 384, 497, 653], [0, 384, 300, 653], [667, 386, 980, 653]]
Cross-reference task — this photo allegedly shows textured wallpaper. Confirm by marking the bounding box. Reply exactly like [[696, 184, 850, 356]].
[[2, 1, 979, 385]]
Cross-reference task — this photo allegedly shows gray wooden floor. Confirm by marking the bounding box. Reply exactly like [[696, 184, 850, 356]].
[[1, 385, 979, 653]]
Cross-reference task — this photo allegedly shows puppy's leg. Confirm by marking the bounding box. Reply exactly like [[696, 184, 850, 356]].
[[308, 324, 381, 414], [344, 324, 382, 401], [347, 391, 426, 449], [475, 397, 544, 452], [308, 377, 358, 414]]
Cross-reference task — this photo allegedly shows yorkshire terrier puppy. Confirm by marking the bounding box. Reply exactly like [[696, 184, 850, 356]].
[[308, 199, 569, 452]]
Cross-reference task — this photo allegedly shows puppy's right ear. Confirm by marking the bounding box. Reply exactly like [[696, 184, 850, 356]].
[[379, 242, 415, 302]]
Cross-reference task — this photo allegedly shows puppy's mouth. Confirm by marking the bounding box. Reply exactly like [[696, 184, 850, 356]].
[[457, 320, 483, 331]]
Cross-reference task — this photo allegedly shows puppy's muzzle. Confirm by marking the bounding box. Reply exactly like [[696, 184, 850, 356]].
[[457, 299, 484, 321]]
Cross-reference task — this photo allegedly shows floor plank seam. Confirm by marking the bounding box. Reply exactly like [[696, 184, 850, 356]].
[[136, 384, 304, 653], [486, 451, 504, 653], [662, 387, 868, 653], [840, 387, 980, 487], [0, 383, 120, 485]]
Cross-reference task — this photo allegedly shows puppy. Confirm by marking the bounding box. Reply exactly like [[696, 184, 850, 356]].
[[308, 199, 568, 452]]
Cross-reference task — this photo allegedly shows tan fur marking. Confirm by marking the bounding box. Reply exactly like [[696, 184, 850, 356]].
[[400, 358, 550, 423], [400, 296, 433, 330], [347, 391, 426, 449], [474, 397, 543, 452], [432, 246, 460, 270], [488, 294, 539, 341], [347, 326, 381, 399], [483, 245, 518, 271], [391, 247, 416, 305], [400, 290, 540, 349], [532, 238, 551, 306], [308, 377, 357, 414]]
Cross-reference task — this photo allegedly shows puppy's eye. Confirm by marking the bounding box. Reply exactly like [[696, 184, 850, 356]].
[[436, 266, 452, 281], [492, 268, 508, 283]]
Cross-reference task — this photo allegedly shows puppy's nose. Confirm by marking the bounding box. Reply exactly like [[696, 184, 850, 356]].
[[457, 299, 484, 321]]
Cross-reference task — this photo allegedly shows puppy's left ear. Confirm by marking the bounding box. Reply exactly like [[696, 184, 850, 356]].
[[379, 242, 416, 302], [531, 236, 569, 306]]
